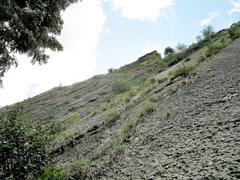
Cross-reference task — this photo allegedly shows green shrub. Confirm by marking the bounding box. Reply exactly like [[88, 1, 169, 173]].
[[111, 80, 130, 95], [105, 109, 120, 127], [47, 108, 56, 120], [63, 159, 91, 173], [205, 43, 221, 57], [39, 159, 91, 180], [228, 22, 240, 40], [119, 119, 138, 136], [0, 108, 49, 180], [149, 77, 156, 84], [168, 64, 196, 80], [201, 25, 215, 40], [163, 108, 172, 119], [45, 121, 67, 140], [176, 43, 187, 52], [62, 129, 77, 139], [184, 57, 191, 62], [138, 101, 156, 118], [111, 136, 126, 155], [108, 68, 115, 73], [164, 85, 177, 97], [198, 55, 206, 62], [70, 112, 81, 124], [38, 167, 70, 180], [164, 46, 175, 56], [110, 119, 138, 156], [149, 94, 158, 102], [164, 53, 180, 67]]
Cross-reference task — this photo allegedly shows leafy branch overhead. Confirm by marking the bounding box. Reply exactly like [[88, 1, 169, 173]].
[[0, 0, 80, 78]]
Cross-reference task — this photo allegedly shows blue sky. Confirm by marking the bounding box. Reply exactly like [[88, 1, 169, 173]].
[[0, 0, 240, 106], [96, 0, 240, 73]]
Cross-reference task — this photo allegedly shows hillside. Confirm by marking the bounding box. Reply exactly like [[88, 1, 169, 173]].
[[1, 24, 240, 179]]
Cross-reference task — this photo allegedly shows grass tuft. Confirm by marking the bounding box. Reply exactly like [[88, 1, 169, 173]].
[[104, 109, 120, 127], [138, 101, 156, 118]]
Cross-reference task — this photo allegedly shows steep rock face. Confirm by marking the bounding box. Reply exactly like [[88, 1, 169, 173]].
[[88, 39, 240, 179], [1, 32, 240, 179]]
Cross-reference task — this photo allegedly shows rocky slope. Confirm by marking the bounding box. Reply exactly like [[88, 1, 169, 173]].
[[89, 38, 240, 180], [1, 27, 240, 179]]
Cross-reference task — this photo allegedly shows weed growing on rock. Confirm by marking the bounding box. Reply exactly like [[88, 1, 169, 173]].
[[168, 63, 196, 80], [149, 94, 158, 102], [59, 129, 77, 141], [228, 21, 240, 40], [120, 118, 138, 136], [38, 166, 70, 180], [111, 80, 130, 95], [105, 109, 120, 127], [205, 43, 221, 57], [70, 112, 82, 124], [40, 159, 91, 180], [111, 135, 126, 156], [138, 101, 156, 118], [163, 108, 172, 119], [63, 158, 91, 172]]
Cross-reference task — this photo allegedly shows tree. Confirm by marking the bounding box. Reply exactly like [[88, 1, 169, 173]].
[[196, 35, 202, 43], [0, 0, 80, 81], [164, 47, 175, 56], [0, 108, 49, 179], [228, 21, 240, 40], [201, 25, 215, 39], [176, 43, 186, 52]]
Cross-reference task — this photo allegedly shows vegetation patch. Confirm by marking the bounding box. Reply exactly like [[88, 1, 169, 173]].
[[137, 101, 156, 118], [110, 118, 138, 156], [110, 135, 126, 155], [104, 109, 121, 127], [205, 43, 221, 58], [168, 64, 195, 80], [164, 78, 191, 97], [0, 108, 50, 180], [111, 80, 130, 95], [119, 118, 138, 136], [163, 108, 172, 119], [168, 59, 201, 80], [228, 22, 240, 40], [149, 94, 158, 102], [62, 159, 92, 173], [38, 166, 70, 180], [56, 129, 78, 142], [70, 112, 82, 124], [39, 159, 91, 180], [164, 53, 183, 67]]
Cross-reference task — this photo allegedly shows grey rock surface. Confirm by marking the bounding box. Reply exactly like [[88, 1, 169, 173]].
[[87, 39, 240, 179]]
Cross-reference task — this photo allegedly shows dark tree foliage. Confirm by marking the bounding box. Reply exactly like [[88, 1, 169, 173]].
[[176, 43, 186, 52], [228, 21, 240, 40], [201, 25, 215, 40], [0, 0, 79, 80], [164, 46, 175, 56], [0, 108, 49, 179]]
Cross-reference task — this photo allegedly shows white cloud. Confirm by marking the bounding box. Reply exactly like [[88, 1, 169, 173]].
[[229, 0, 240, 15], [106, 28, 112, 36], [0, 0, 106, 107], [108, 0, 175, 21], [200, 12, 219, 27]]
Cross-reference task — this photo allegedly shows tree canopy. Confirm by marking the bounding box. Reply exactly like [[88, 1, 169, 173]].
[[0, 0, 80, 81], [0, 108, 49, 179], [176, 43, 187, 52], [201, 25, 215, 39], [164, 46, 175, 56]]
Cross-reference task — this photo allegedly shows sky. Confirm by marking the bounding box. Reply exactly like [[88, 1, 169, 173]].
[[1, 0, 240, 107]]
